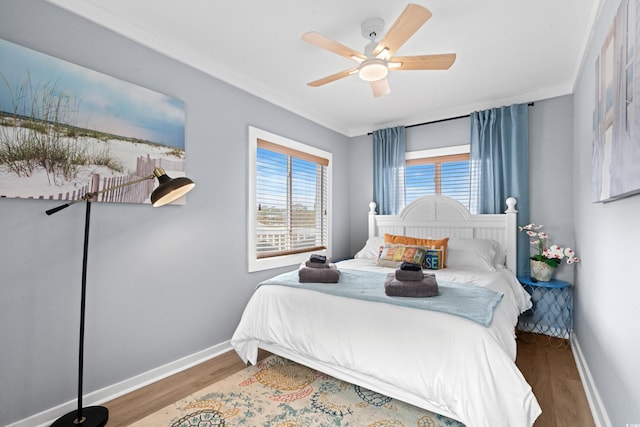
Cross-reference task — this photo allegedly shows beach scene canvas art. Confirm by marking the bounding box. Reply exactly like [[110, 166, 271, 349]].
[[0, 38, 186, 205], [593, 0, 640, 202]]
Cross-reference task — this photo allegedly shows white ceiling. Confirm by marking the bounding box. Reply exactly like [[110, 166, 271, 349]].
[[45, 0, 600, 137]]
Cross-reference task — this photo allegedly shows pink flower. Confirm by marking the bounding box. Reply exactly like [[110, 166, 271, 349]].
[[519, 223, 580, 266]]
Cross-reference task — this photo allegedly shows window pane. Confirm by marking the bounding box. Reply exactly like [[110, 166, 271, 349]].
[[291, 157, 324, 251], [256, 148, 287, 255], [441, 161, 470, 208], [256, 147, 327, 258], [405, 163, 435, 205], [405, 154, 470, 210]]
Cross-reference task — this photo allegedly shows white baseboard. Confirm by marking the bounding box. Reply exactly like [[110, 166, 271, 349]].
[[570, 334, 612, 427], [8, 341, 233, 427]]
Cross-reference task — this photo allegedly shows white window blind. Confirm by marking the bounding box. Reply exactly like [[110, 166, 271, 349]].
[[248, 127, 331, 271], [405, 146, 471, 210], [256, 139, 328, 258]]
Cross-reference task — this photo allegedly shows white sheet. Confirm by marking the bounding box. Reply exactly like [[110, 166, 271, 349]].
[[231, 259, 541, 427]]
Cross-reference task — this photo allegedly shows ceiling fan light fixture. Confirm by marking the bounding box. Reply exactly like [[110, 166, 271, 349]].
[[358, 59, 388, 82], [303, 4, 456, 96]]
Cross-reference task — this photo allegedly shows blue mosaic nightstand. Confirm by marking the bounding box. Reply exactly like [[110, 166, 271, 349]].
[[517, 276, 573, 339]]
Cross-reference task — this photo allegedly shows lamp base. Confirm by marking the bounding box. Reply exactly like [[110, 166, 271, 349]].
[[50, 406, 108, 427]]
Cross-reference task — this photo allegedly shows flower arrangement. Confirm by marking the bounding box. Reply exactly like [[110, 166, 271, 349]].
[[518, 223, 580, 268]]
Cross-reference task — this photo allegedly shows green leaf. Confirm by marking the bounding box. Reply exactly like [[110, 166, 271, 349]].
[[529, 255, 559, 268]]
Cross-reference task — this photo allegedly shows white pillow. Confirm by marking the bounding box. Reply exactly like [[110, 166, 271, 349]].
[[446, 238, 505, 271], [354, 236, 385, 260]]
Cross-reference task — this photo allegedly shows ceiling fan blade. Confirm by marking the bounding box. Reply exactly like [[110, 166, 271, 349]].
[[370, 78, 391, 97], [307, 67, 358, 87], [390, 53, 456, 70], [302, 31, 366, 62], [374, 4, 432, 58]]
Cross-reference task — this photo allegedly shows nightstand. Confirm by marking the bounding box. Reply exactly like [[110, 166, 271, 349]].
[[517, 276, 573, 340]]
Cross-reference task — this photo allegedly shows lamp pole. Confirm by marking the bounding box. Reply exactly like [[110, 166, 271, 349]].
[[51, 199, 107, 427], [46, 168, 194, 427]]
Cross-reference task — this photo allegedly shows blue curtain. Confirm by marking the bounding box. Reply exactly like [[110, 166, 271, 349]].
[[470, 104, 530, 276], [373, 126, 406, 215]]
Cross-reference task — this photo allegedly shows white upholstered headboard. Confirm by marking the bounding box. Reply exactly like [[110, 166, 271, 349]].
[[368, 195, 518, 273]]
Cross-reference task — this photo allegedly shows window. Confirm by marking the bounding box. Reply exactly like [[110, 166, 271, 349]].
[[405, 145, 471, 210], [248, 127, 331, 272]]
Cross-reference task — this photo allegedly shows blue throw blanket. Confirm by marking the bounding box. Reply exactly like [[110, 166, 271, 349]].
[[258, 268, 503, 326]]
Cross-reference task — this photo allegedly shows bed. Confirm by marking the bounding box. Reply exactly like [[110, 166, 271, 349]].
[[231, 195, 542, 426]]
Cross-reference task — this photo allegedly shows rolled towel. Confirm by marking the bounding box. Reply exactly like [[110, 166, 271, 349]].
[[299, 262, 340, 283], [400, 261, 422, 271], [310, 254, 327, 263], [384, 272, 439, 297], [395, 268, 424, 281]]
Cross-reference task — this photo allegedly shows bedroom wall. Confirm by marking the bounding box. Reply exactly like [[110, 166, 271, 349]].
[[572, 0, 640, 425], [0, 1, 350, 425], [348, 97, 577, 284]]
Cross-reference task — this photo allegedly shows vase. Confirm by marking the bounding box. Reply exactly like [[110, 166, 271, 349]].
[[530, 260, 555, 282]]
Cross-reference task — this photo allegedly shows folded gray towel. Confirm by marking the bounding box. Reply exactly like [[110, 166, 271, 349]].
[[305, 260, 329, 268], [384, 272, 438, 297], [395, 268, 424, 281], [299, 262, 340, 283]]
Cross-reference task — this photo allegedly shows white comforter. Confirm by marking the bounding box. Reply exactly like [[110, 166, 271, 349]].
[[231, 259, 541, 426]]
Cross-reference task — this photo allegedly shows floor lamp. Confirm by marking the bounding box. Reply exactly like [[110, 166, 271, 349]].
[[46, 167, 195, 427]]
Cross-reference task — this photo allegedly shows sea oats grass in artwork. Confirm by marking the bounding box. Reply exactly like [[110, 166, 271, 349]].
[[0, 38, 186, 204]]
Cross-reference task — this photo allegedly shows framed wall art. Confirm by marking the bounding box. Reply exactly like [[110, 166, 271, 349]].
[[0, 38, 186, 205], [593, 0, 640, 202]]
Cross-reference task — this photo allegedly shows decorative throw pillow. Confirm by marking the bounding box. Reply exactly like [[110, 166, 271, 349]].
[[376, 244, 428, 268], [423, 248, 443, 270], [384, 234, 449, 267]]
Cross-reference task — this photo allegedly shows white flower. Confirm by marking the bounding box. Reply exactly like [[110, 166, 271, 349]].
[[519, 223, 580, 267]]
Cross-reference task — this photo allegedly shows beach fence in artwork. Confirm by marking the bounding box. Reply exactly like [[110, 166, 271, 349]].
[[37, 155, 185, 204]]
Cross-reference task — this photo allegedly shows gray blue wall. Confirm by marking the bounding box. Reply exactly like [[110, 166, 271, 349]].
[[0, 1, 350, 425], [572, 0, 640, 425]]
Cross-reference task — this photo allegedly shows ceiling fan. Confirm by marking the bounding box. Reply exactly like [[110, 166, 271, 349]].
[[302, 3, 456, 97]]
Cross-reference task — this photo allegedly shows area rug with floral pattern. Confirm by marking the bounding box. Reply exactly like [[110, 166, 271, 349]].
[[132, 355, 465, 427]]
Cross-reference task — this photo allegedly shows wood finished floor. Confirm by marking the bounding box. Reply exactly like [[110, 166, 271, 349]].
[[104, 333, 594, 426], [515, 332, 595, 427]]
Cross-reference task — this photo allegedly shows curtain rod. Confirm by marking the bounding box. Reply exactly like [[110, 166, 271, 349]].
[[368, 102, 534, 135]]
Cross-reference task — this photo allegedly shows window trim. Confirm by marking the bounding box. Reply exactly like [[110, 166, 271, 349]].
[[248, 126, 332, 272], [405, 144, 470, 162]]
